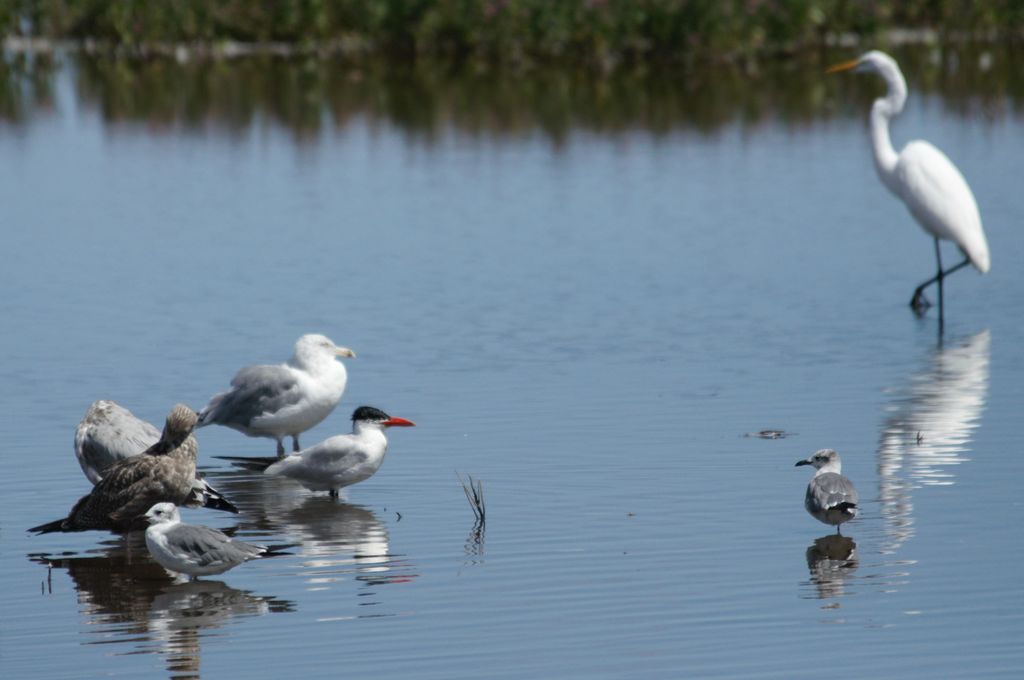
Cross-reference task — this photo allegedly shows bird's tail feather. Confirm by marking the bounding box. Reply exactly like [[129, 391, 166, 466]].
[[28, 518, 68, 534], [214, 455, 279, 472], [836, 502, 858, 515], [197, 477, 240, 513], [203, 493, 240, 514], [263, 543, 298, 556]]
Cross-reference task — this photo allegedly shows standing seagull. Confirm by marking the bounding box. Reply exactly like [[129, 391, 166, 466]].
[[795, 449, 859, 534], [31, 405, 201, 534], [218, 406, 415, 497], [144, 503, 291, 580], [197, 334, 356, 458], [75, 400, 237, 513], [828, 51, 990, 323]]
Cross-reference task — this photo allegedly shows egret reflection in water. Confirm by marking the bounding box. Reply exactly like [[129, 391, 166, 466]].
[[877, 330, 991, 552], [31, 534, 294, 679]]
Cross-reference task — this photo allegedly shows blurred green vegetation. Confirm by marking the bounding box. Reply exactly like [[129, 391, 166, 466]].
[[4, 1, 1024, 64]]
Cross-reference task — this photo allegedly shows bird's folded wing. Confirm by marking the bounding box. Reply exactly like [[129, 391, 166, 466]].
[[812, 472, 859, 509], [166, 524, 260, 567], [897, 141, 983, 253], [204, 365, 301, 425]]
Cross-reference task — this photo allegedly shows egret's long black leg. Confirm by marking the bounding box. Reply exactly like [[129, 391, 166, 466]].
[[910, 240, 971, 316], [292, 435, 301, 452], [935, 239, 945, 329], [941, 258, 972, 278]]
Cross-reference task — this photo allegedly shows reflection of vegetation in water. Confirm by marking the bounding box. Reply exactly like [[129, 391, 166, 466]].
[[0, 52, 57, 122], [2, 44, 1023, 140], [9, 2, 1024, 64]]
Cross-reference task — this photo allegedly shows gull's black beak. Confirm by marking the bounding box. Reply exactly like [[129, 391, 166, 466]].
[[795, 459, 811, 467]]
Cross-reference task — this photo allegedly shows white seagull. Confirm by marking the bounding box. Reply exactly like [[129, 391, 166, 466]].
[[144, 502, 292, 580], [219, 406, 415, 497], [795, 449, 859, 534], [197, 334, 356, 457], [75, 400, 237, 513], [828, 51, 990, 322]]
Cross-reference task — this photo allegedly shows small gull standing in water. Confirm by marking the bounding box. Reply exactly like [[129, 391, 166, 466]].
[[31, 405, 201, 534], [218, 406, 415, 497], [76, 400, 237, 513], [144, 502, 292, 580], [795, 449, 859, 534], [197, 334, 355, 457]]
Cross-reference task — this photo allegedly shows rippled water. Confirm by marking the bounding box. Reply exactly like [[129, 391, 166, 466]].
[[2, 46, 1024, 678]]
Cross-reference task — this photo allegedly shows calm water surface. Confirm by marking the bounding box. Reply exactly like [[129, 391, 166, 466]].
[[2, 46, 1023, 678]]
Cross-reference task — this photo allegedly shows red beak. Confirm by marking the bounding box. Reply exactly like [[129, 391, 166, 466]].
[[383, 416, 416, 427]]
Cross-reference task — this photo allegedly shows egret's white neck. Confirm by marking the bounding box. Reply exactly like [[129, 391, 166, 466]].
[[868, 62, 907, 195]]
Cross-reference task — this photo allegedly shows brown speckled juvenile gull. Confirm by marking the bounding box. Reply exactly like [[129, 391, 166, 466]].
[[75, 400, 237, 513], [31, 404, 201, 534], [197, 334, 355, 458]]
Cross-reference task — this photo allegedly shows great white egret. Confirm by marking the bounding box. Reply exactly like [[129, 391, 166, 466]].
[[828, 51, 990, 321]]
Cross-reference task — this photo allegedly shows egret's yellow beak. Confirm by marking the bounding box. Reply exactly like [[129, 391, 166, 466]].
[[335, 347, 356, 358], [826, 59, 860, 75]]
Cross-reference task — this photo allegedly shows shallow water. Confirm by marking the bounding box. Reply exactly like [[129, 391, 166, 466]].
[[2, 46, 1024, 678]]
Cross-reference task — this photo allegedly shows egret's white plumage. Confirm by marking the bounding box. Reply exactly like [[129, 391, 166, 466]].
[[197, 334, 355, 457], [829, 50, 989, 316], [796, 449, 859, 534]]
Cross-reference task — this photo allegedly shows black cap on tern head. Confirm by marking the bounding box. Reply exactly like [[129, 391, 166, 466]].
[[351, 406, 390, 423]]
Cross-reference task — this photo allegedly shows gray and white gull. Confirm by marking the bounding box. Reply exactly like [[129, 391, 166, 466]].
[[219, 406, 415, 497], [795, 449, 859, 534], [197, 334, 355, 457], [76, 400, 237, 513], [144, 502, 292, 580]]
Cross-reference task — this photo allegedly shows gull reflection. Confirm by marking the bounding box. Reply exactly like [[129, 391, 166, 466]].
[[208, 470, 419, 596], [805, 534, 858, 600], [197, 471, 417, 614], [878, 330, 990, 552], [267, 496, 421, 596], [31, 535, 293, 679]]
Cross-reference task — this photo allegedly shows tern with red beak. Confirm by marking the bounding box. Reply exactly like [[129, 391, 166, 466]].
[[218, 406, 415, 497], [197, 334, 356, 458]]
